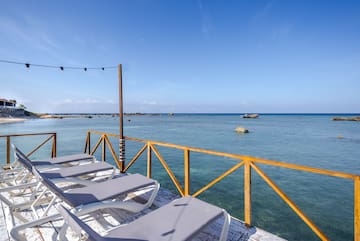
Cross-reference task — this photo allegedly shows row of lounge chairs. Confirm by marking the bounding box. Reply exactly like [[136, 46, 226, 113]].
[[0, 145, 231, 241]]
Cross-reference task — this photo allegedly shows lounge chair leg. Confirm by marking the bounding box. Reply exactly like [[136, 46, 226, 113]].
[[219, 212, 231, 241], [30, 182, 43, 200], [31, 188, 48, 219], [40, 195, 58, 218], [57, 223, 68, 241], [144, 182, 160, 209], [10, 213, 62, 241]]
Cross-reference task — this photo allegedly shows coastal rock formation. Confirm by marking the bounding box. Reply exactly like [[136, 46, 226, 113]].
[[235, 126, 249, 133], [332, 116, 360, 121]]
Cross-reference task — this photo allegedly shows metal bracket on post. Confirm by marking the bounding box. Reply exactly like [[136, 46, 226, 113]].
[[119, 138, 125, 172]]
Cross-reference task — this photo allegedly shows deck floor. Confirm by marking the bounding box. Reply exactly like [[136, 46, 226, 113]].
[[0, 172, 286, 241]]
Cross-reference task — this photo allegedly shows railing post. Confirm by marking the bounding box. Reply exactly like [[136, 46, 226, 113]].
[[184, 149, 190, 196], [244, 159, 252, 226], [87, 132, 91, 154], [147, 142, 152, 178], [84, 131, 90, 154], [355, 176, 360, 241], [52, 133, 57, 158], [6, 136, 10, 164], [102, 135, 106, 161]]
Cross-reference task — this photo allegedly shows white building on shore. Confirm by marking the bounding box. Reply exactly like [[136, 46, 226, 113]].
[[0, 98, 16, 108], [0, 98, 25, 116]]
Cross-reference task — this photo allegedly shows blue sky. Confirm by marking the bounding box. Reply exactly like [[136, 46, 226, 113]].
[[1, 0, 359, 113]]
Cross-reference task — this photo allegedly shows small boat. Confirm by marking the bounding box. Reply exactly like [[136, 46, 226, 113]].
[[242, 114, 259, 118]]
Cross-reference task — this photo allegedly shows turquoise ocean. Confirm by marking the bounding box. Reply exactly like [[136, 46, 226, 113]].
[[1, 114, 360, 240]]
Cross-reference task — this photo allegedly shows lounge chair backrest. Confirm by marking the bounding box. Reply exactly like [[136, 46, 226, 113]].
[[11, 144, 34, 172], [57, 205, 105, 241]]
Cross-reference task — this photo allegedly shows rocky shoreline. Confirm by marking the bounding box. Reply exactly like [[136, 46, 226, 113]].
[[332, 116, 360, 121]]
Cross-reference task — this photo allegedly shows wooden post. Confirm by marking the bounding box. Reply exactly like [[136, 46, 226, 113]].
[[6, 136, 10, 164], [102, 136, 106, 161], [147, 142, 152, 178], [184, 149, 190, 196], [88, 132, 91, 154], [52, 133, 57, 158], [244, 159, 252, 226], [118, 64, 125, 172], [355, 176, 360, 241]]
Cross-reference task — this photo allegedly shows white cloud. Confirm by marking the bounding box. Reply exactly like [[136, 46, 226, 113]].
[[197, 0, 212, 34], [271, 24, 293, 40], [0, 15, 60, 56], [251, 1, 276, 24], [57, 98, 116, 105], [143, 100, 157, 105]]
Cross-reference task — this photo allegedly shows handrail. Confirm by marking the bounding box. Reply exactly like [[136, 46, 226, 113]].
[[85, 130, 360, 241], [0, 132, 57, 165]]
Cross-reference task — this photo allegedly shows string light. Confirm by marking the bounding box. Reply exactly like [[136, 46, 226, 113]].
[[0, 59, 117, 71]]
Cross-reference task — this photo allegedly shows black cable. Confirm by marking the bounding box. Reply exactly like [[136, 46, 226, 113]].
[[0, 59, 117, 70]]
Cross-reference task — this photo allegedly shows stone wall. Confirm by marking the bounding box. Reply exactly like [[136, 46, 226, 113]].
[[0, 107, 25, 117]]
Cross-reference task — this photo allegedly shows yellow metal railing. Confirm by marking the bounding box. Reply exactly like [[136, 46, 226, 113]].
[[0, 132, 57, 166], [86, 130, 358, 241]]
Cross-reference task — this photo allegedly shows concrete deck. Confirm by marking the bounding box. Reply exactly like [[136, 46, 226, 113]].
[[0, 172, 286, 241]]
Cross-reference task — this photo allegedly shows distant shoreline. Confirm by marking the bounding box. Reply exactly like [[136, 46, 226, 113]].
[[1, 113, 360, 124], [0, 117, 27, 124]]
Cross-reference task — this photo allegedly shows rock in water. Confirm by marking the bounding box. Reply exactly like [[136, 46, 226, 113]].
[[235, 127, 249, 133]]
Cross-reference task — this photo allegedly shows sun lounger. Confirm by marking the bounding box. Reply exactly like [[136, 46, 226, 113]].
[[9, 146, 111, 184], [57, 196, 230, 241], [1, 145, 95, 184], [10, 173, 160, 241], [5, 145, 105, 186], [0, 146, 116, 222]]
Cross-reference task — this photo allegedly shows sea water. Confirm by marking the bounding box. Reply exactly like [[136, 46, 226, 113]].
[[1, 114, 360, 240]]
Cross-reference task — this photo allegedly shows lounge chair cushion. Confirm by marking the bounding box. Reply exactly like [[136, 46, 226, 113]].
[[39, 162, 114, 179], [42, 174, 156, 207], [59, 196, 225, 241], [106, 196, 224, 241], [31, 153, 94, 166]]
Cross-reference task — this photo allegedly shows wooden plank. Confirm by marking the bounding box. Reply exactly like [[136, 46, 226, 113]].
[[51, 134, 57, 158], [147, 143, 152, 178], [184, 149, 190, 196], [102, 137, 106, 161], [90, 135, 104, 156], [103, 135, 121, 168], [244, 160, 251, 226], [150, 144, 184, 196], [355, 177, 360, 241], [6, 137, 10, 164], [0, 132, 56, 138]]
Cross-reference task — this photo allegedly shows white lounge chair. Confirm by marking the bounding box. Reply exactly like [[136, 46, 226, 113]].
[[57, 196, 230, 241], [0, 146, 116, 222], [10, 172, 160, 241]]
